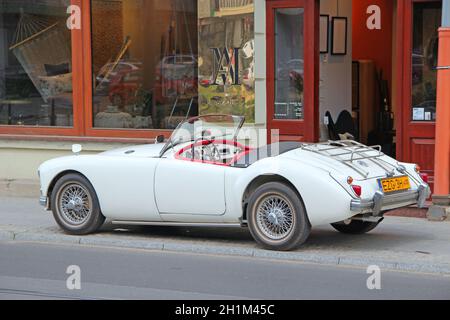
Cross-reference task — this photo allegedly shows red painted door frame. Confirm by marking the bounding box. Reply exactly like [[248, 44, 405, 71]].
[[266, 0, 319, 143], [396, 0, 441, 189]]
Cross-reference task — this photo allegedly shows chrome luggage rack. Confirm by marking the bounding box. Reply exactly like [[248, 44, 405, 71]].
[[300, 140, 395, 178]]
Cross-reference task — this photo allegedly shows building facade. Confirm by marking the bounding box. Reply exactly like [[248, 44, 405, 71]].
[[0, 0, 448, 208]]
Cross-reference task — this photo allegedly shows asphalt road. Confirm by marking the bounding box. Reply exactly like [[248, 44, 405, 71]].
[[0, 241, 449, 300]]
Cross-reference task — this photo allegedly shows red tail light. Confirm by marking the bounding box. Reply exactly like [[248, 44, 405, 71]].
[[419, 173, 429, 183], [351, 185, 362, 197]]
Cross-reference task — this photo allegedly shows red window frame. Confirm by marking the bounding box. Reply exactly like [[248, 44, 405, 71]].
[[265, 0, 319, 143], [395, 0, 441, 191], [0, 0, 172, 141], [0, 0, 84, 137]]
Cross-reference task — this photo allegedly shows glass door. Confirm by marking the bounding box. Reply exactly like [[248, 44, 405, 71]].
[[274, 8, 305, 121], [266, 0, 318, 143], [398, 0, 442, 191]]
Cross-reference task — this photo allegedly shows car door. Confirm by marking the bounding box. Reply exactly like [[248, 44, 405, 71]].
[[154, 158, 226, 215]]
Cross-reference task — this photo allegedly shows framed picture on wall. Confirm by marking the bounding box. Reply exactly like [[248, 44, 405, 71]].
[[320, 15, 329, 54], [331, 17, 347, 55]]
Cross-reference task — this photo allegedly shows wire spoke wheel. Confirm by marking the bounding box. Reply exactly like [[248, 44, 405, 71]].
[[57, 183, 92, 226], [255, 193, 295, 241]]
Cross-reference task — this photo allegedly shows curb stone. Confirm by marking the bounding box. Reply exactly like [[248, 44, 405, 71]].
[[337, 257, 398, 270], [162, 242, 255, 257], [252, 250, 340, 265], [13, 231, 81, 244], [0, 230, 14, 241], [80, 237, 164, 250]]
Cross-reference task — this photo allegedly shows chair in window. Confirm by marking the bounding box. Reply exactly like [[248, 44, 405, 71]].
[[325, 110, 359, 141]]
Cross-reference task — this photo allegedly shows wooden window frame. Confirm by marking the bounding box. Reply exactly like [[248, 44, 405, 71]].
[[265, 0, 319, 143], [395, 0, 441, 190], [0, 0, 84, 137], [0, 0, 172, 140], [396, 0, 440, 161]]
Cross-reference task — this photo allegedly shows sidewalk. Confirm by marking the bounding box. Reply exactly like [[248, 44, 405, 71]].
[[1, 197, 450, 275]]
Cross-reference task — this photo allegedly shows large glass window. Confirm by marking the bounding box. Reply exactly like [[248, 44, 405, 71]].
[[91, 0, 198, 130], [411, 2, 441, 122], [198, 0, 255, 123], [274, 8, 304, 120], [0, 0, 73, 127]]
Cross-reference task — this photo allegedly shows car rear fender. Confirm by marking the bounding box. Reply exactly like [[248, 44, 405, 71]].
[[225, 157, 354, 227]]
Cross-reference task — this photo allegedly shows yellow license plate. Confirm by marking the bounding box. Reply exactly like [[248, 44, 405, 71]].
[[378, 176, 411, 193]]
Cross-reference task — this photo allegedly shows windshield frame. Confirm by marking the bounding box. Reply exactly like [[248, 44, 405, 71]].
[[159, 114, 245, 157]]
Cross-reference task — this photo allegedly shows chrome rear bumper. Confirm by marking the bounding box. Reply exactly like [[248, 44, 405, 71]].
[[351, 185, 431, 216]]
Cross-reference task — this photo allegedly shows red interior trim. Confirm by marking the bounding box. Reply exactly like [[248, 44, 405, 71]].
[[175, 140, 253, 167]]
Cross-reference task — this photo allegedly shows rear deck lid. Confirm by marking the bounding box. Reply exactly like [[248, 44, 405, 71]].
[[286, 141, 400, 180]]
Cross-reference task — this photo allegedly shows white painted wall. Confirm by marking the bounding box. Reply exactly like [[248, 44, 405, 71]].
[[319, 0, 353, 141], [0, 140, 135, 181], [237, 0, 267, 147], [254, 0, 267, 126]]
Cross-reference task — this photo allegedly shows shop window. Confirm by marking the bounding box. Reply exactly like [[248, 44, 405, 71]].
[[90, 0, 198, 130], [411, 2, 441, 122], [274, 8, 304, 120], [0, 0, 73, 127], [198, 0, 255, 123]]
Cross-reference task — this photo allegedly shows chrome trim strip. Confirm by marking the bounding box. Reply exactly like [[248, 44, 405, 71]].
[[111, 221, 242, 228]]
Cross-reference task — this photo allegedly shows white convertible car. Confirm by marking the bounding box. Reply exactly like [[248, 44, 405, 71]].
[[38, 115, 430, 251]]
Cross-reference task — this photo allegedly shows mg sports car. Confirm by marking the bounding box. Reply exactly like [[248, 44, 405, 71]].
[[38, 115, 430, 251]]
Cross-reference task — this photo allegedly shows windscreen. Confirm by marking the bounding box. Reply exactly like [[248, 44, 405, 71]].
[[161, 115, 245, 156]]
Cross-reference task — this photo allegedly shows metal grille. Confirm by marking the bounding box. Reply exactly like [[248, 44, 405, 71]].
[[300, 140, 396, 178]]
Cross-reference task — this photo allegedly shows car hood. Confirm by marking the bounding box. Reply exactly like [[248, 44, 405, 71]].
[[100, 143, 164, 158]]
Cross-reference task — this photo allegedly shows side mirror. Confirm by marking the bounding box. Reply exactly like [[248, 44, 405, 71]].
[[155, 135, 165, 144]]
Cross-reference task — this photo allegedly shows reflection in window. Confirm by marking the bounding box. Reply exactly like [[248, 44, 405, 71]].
[[274, 8, 304, 120], [0, 0, 73, 127], [198, 0, 255, 123], [91, 0, 198, 130], [411, 2, 441, 122]]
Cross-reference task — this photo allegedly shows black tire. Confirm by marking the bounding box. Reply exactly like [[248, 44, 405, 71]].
[[247, 182, 311, 251], [331, 219, 382, 235], [51, 173, 105, 235]]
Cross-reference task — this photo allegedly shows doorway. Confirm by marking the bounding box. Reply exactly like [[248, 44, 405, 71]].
[[397, 0, 442, 190], [351, 0, 441, 190]]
